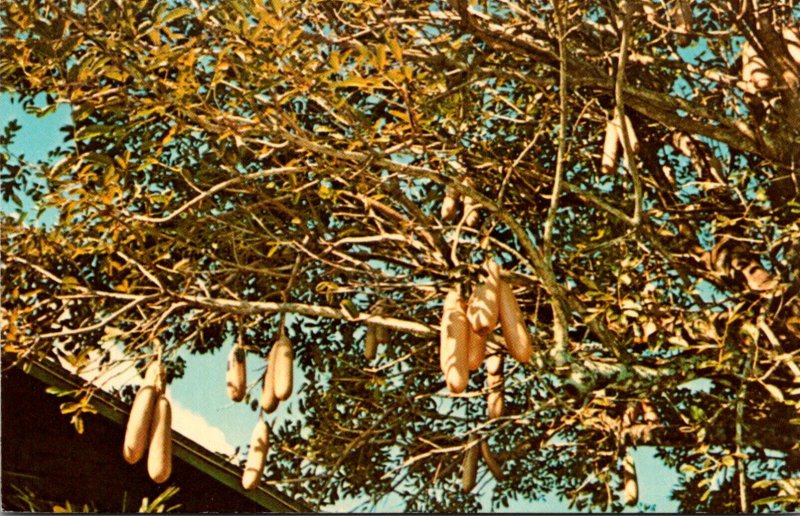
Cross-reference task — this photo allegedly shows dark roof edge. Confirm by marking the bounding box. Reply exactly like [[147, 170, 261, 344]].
[[14, 357, 313, 513]]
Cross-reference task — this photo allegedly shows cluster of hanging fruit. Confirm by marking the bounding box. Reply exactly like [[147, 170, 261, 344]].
[[439, 260, 532, 398], [600, 110, 639, 175], [122, 332, 295, 490], [363, 303, 390, 361], [461, 437, 504, 493], [364, 323, 389, 360], [440, 178, 481, 227], [436, 259, 533, 492], [122, 360, 172, 484], [227, 331, 294, 490], [741, 26, 800, 94]]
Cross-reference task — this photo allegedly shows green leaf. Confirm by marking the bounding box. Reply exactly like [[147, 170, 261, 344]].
[[75, 124, 114, 141], [753, 495, 800, 506], [340, 299, 359, 319], [318, 183, 334, 199], [61, 276, 80, 290], [761, 382, 785, 402], [45, 386, 73, 397], [160, 6, 193, 25]]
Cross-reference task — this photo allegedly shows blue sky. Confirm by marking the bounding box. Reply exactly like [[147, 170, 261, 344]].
[[1, 92, 683, 512]]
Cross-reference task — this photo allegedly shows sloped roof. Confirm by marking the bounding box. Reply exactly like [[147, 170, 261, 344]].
[[2, 356, 311, 513]]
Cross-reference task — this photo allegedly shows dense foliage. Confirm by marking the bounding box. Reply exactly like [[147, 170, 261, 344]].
[[2, 0, 800, 511]]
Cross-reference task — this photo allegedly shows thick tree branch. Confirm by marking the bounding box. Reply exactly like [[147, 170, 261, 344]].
[[175, 294, 437, 337]]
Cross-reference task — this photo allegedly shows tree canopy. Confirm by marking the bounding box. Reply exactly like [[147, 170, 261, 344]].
[[2, 0, 800, 512]]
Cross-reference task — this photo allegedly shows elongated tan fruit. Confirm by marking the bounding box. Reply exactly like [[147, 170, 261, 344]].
[[621, 403, 640, 429], [672, 132, 694, 158], [467, 329, 487, 372], [612, 112, 639, 156], [487, 382, 504, 419], [242, 418, 270, 490], [480, 441, 504, 481], [782, 25, 800, 90], [467, 261, 501, 336], [439, 290, 470, 393], [260, 345, 279, 413], [462, 438, 479, 493], [784, 26, 800, 64], [441, 187, 458, 221], [487, 358, 504, 419], [601, 118, 620, 175], [227, 345, 247, 402], [486, 260, 500, 282], [123, 385, 157, 464], [123, 361, 162, 464], [144, 361, 166, 394], [273, 334, 293, 401], [147, 395, 172, 484], [464, 197, 479, 227], [462, 178, 479, 227], [375, 324, 389, 344], [642, 0, 656, 20], [623, 453, 638, 506], [674, 0, 692, 46], [365, 324, 378, 360], [486, 341, 503, 375], [742, 41, 772, 91], [498, 280, 532, 364], [467, 284, 498, 334], [641, 399, 659, 424]]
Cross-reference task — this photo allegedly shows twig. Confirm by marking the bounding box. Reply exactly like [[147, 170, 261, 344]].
[[36, 295, 155, 340], [128, 166, 303, 223], [614, 0, 643, 226], [735, 331, 756, 513], [117, 251, 164, 291], [280, 236, 309, 335], [757, 317, 800, 381], [543, 0, 570, 255]]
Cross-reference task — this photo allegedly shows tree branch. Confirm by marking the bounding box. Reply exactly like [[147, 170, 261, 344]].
[[614, 0, 643, 226], [542, 0, 570, 254]]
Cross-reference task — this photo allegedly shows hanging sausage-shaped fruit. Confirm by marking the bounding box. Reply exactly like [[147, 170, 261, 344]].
[[462, 177, 480, 227], [623, 452, 638, 506], [241, 418, 270, 491], [600, 117, 620, 175], [487, 355, 504, 420], [742, 40, 772, 92], [467, 329, 487, 372], [498, 279, 533, 364], [227, 344, 247, 402], [147, 394, 172, 484], [441, 186, 459, 222], [260, 345, 279, 413], [467, 260, 501, 336], [440, 289, 470, 394], [612, 111, 639, 156], [480, 440, 504, 481], [123, 361, 163, 465], [364, 323, 378, 360], [461, 438, 479, 493], [273, 334, 294, 401]]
